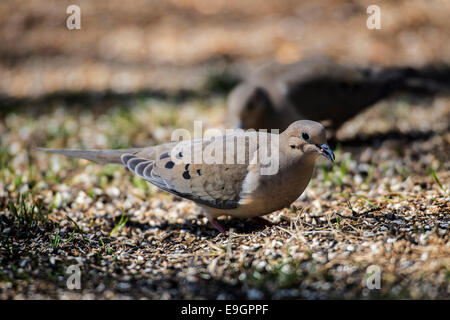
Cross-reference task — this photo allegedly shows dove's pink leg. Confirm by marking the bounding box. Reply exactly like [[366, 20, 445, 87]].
[[206, 216, 227, 233], [251, 217, 274, 227]]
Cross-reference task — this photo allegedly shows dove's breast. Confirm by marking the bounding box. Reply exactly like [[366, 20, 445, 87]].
[[205, 156, 316, 219]]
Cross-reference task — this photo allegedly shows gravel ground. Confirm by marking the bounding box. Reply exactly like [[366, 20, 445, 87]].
[[0, 95, 448, 299], [0, 0, 449, 300]]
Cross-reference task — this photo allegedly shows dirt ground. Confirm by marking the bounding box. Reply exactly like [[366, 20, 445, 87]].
[[0, 0, 449, 299]]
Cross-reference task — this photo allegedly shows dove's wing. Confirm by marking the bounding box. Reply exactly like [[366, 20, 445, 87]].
[[122, 133, 260, 210]]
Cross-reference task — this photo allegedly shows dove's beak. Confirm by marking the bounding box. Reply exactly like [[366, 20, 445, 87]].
[[316, 144, 335, 162]]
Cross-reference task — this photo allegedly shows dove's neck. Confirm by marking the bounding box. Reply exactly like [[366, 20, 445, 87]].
[[282, 153, 317, 186]]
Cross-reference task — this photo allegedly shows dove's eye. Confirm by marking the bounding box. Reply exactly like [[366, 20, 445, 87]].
[[301, 132, 310, 141]]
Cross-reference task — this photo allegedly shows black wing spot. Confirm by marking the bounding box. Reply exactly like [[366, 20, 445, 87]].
[[176, 152, 183, 159], [197, 169, 202, 176], [185, 164, 190, 171], [182, 171, 191, 180], [165, 161, 175, 169]]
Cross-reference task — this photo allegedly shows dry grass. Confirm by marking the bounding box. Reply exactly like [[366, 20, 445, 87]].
[[0, 0, 449, 300]]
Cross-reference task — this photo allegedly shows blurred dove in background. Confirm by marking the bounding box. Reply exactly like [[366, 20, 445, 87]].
[[37, 120, 334, 233], [227, 57, 450, 132]]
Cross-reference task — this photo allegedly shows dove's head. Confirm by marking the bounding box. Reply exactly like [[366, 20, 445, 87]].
[[282, 120, 335, 162], [227, 83, 275, 130]]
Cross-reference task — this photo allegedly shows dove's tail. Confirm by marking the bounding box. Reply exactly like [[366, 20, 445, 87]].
[[35, 147, 143, 165]]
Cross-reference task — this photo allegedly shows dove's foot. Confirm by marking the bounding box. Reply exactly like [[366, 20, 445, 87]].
[[206, 216, 227, 233], [251, 217, 274, 227]]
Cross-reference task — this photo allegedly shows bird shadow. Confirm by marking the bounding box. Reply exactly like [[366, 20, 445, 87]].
[[0, 88, 201, 118], [126, 217, 272, 238], [0, 70, 240, 118]]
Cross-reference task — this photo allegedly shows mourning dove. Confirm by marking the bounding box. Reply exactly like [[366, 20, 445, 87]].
[[37, 120, 334, 233], [227, 57, 450, 131]]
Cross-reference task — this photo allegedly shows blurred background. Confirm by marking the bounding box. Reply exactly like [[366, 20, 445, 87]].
[[1, 0, 449, 98], [0, 0, 449, 300]]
